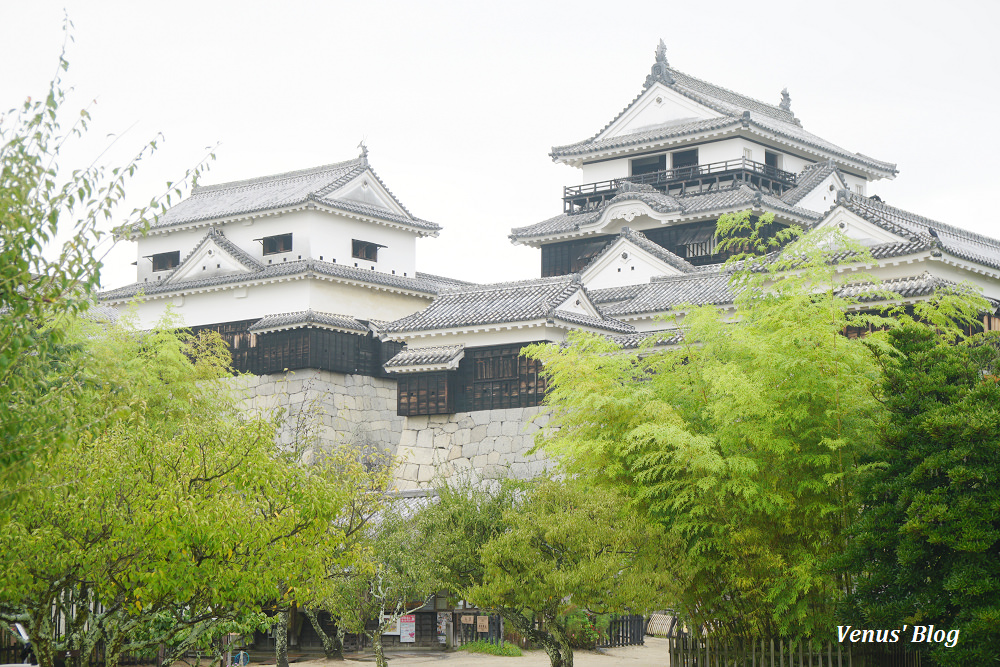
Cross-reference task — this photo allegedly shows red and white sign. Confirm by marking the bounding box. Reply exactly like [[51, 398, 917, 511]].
[[399, 614, 416, 643]]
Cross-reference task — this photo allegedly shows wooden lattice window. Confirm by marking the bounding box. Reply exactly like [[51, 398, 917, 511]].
[[352, 239, 384, 262], [261, 233, 292, 255], [150, 251, 180, 272]]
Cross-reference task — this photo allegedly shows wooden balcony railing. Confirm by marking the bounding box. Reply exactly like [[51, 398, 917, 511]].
[[563, 157, 799, 214]]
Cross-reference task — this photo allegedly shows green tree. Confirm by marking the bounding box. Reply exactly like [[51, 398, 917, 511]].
[[0, 314, 369, 667], [524, 219, 909, 639], [0, 26, 210, 479], [840, 324, 1000, 665], [422, 477, 673, 667], [324, 497, 440, 667]]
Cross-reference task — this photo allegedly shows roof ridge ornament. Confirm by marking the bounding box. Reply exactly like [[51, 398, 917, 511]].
[[644, 39, 675, 89], [357, 140, 369, 162], [779, 87, 792, 112]]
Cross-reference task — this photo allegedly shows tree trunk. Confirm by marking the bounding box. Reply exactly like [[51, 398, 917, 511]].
[[369, 632, 386, 667], [29, 612, 55, 667], [499, 610, 573, 667], [274, 610, 289, 667], [304, 608, 343, 660]]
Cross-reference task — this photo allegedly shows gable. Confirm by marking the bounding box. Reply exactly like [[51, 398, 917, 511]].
[[597, 83, 723, 141], [582, 236, 687, 290], [553, 287, 602, 319], [333, 170, 409, 217], [166, 236, 258, 285], [792, 171, 849, 214], [818, 207, 912, 247]]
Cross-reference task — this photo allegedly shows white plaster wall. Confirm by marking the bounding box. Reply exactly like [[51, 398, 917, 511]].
[[840, 173, 867, 195], [132, 207, 421, 284], [580, 158, 629, 184], [307, 279, 433, 323], [780, 152, 812, 175], [115, 277, 432, 329], [134, 228, 208, 282], [117, 279, 312, 328], [304, 211, 418, 278], [796, 174, 847, 215], [583, 240, 684, 291], [601, 84, 720, 140]]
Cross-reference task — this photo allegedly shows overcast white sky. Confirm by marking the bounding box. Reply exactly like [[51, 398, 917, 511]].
[[3, 0, 999, 289]]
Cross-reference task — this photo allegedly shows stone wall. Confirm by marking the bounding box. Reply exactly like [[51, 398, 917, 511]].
[[394, 407, 553, 490], [234, 370, 553, 488]]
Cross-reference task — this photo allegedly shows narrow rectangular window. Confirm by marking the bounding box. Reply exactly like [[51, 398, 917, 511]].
[[743, 147, 753, 161], [764, 151, 780, 170], [630, 154, 666, 176], [150, 251, 180, 272], [854, 184, 864, 195], [261, 233, 292, 255], [672, 148, 699, 169], [352, 239, 384, 262]]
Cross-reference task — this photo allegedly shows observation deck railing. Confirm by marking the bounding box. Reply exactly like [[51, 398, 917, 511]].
[[563, 157, 798, 214]]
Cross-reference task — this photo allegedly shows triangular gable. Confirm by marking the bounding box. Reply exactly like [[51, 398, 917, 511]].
[[552, 286, 603, 319], [817, 206, 913, 247], [166, 232, 262, 285], [581, 235, 687, 291], [789, 170, 849, 214], [326, 169, 409, 218], [596, 82, 722, 142]]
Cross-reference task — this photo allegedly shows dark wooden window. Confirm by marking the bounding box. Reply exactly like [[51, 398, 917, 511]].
[[187, 319, 399, 378], [151, 251, 180, 272], [630, 154, 666, 176], [540, 235, 614, 277], [672, 148, 699, 169], [764, 150, 780, 169], [398, 343, 548, 416], [352, 239, 383, 262], [262, 233, 292, 255], [397, 372, 453, 416]]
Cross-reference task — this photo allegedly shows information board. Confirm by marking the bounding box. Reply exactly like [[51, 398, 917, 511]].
[[399, 614, 416, 643]]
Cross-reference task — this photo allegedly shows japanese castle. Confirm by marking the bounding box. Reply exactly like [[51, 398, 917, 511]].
[[101, 42, 1000, 480]]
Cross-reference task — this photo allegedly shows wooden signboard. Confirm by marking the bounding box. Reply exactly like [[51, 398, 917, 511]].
[[477, 616, 489, 632], [461, 615, 474, 625]]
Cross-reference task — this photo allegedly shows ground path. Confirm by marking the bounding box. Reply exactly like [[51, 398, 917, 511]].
[[279, 638, 669, 667]]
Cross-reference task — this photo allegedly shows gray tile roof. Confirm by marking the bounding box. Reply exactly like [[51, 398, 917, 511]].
[[248, 310, 369, 334], [381, 274, 633, 335], [414, 272, 477, 291], [549, 309, 636, 333], [581, 227, 694, 275], [780, 160, 846, 207], [551, 117, 742, 158], [837, 192, 1000, 272], [550, 66, 896, 177], [100, 258, 441, 302], [602, 272, 735, 318], [587, 283, 647, 305], [608, 329, 684, 349], [836, 272, 962, 302], [383, 344, 465, 370], [510, 183, 821, 242], [667, 68, 797, 124], [141, 158, 441, 234]]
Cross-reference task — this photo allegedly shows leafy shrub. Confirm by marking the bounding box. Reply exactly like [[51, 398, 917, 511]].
[[562, 609, 609, 649], [457, 639, 523, 656]]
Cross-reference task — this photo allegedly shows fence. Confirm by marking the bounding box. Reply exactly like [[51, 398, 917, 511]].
[[452, 612, 503, 647], [666, 635, 923, 666], [598, 615, 645, 648]]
